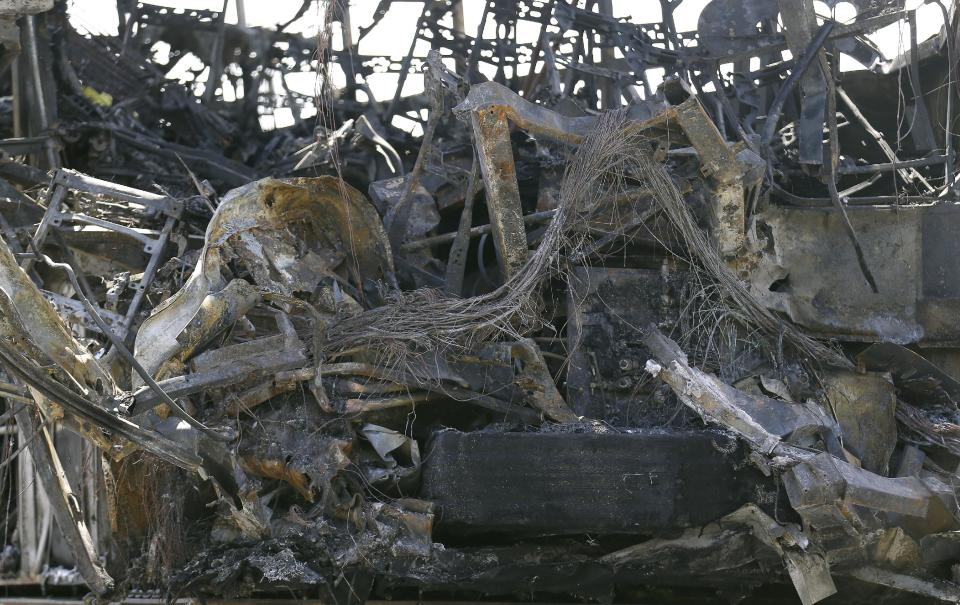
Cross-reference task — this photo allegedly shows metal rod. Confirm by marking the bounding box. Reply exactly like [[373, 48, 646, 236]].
[[837, 86, 935, 191], [10, 58, 20, 139], [203, 0, 230, 103], [840, 155, 952, 175], [930, 0, 955, 188], [22, 17, 47, 130], [444, 152, 481, 295], [824, 62, 878, 293], [235, 0, 246, 27], [403, 209, 558, 252], [22, 16, 57, 168]]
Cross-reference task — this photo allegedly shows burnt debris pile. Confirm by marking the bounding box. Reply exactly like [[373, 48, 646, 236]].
[[0, 1, 957, 603]]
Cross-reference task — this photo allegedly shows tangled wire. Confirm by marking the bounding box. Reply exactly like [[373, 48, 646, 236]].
[[319, 108, 849, 385]]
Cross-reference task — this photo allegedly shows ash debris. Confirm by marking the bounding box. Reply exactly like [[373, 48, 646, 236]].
[[0, 1, 956, 604]]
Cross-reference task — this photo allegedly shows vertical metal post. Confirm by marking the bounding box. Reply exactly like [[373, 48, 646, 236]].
[[10, 57, 20, 138], [22, 15, 57, 168], [906, 10, 936, 151], [339, 0, 356, 100], [597, 0, 616, 109], [777, 0, 826, 166], [16, 417, 39, 579], [235, 0, 246, 27], [23, 17, 47, 129], [386, 2, 427, 120], [203, 0, 230, 103], [470, 108, 528, 278], [451, 0, 466, 75], [451, 0, 465, 34]]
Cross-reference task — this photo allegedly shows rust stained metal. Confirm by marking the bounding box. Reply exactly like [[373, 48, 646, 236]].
[[673, 97, 745, 257], [457, 81, 599, 145], [469, 105, 529, 278]]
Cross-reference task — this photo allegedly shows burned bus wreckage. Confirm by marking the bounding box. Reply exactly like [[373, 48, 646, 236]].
[[0, 0, 959, 603]]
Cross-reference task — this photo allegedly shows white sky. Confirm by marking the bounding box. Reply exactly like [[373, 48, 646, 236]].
[[66, 0, 949, 130]]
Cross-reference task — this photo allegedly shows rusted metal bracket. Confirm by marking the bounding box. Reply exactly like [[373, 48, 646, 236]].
[[453, 82, 567, 279], [456, 82, 599, 145], [673, 97, 745, 257], [459, 82, 746, 265], [468, 106, 529, 278]]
